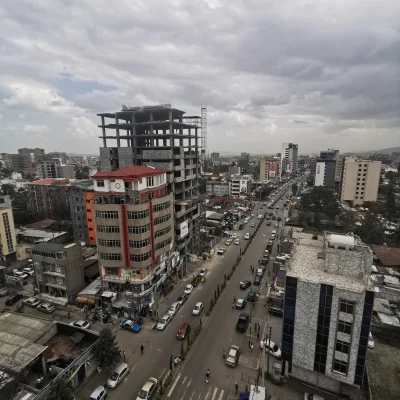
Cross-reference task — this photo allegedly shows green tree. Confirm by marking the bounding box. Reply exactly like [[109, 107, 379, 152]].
[[356, 213, 385, 245], [291, 183, 298, 197], [93, 327, 121, 370], [386, 190, 396, 220], [1, 184, 15, 196], [313, 211, 321, 230], [298, 210, 312, 228], [46, 379, 72, 400], [338, 211, 356, 233]]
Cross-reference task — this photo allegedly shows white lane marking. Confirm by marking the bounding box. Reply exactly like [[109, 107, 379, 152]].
[[159, 368, 167, 380], [181, 377, 191, 398], [218, 390, 225, 400], [182, 376, 187, 385], [204, 386, 212, 399], [211, 387, 218, 400], [167, 373, 181, 397], [197, 387, 204, 399]]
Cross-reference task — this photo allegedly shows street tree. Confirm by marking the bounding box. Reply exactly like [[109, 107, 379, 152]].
[[338, 211, 356, 233], [291, 183, 298, 197], [298, 210, 312, 228], [356, 213, 385, 245], [46, 379, 72, 400], [93, 327, 121, 370]]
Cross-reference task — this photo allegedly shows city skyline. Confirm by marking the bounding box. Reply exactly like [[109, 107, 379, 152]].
[[1, 1, 399, 154]]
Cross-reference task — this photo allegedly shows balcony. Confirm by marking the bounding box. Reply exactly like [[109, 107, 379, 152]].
[[44, 281, 66, 290], [103, 272, 154, 285], [43, 270, 65, 278]]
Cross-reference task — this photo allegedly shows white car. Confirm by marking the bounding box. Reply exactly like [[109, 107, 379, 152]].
[[260, 338, 282, 359], [13, 271, 28, 280], [156, 314, 172, 330], [218, 247, 227, 255], [250, 222, 255, 227], [368, 332, 375, 349], [192, 302, 204, 315], [257, 215, 262, 220], [167, 302, 180, 316], [22, 267, 34, 276], [234, 238, 240, 245], [199, 269, 208, 277], [136, 377, 158, 400], [244, 233, 250, 240], [231, 233, 238, 238], [37, 303, 55, 313], [70, 320, 91, 330], [184, 284, 194, 295], [23, 297, 41, 308]]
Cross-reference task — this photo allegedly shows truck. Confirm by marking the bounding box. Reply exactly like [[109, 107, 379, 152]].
[[236, 313, 250, 332]]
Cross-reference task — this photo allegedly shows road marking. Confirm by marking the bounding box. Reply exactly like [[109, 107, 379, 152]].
[[159, 368, 167, 380], [204, 386, 212, 399], [167, 373, 181, 397], [218, 391, 225, 400], [211, 387, 218, 400], [181, 377, 191, 398]]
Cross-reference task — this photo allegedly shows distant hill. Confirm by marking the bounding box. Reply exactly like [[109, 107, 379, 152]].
[[342, 147, 400, 156]]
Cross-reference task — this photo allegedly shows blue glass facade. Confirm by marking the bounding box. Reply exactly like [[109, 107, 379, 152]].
[[282, 276, 297, 362]]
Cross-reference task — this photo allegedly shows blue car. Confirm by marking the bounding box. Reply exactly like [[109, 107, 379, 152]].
[[122, 319, 142, 333]]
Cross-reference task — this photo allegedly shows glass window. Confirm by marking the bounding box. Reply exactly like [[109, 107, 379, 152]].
[[335, 340, 350, 354], [333, 359, 348, 374], [338, 321, 352, 335], [97, 180, 105, 187], [128, 224, 150, 234], [340, 300, 355, 314], [127, 210, 149, 219]]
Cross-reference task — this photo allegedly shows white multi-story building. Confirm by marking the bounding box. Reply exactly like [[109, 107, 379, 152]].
[[340, 157, 381, 206], [282, 233, 375, 399], [231, 176, 251, 198], [205, 180, 231, 197], [280, 143, 298, 179]]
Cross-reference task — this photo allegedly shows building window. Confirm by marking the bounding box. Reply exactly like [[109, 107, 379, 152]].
[[338, 321, 352, 335], [97, 180, 105, 187], [153, 201, 171, 212], [340, 300, 355, 314], [333, 359, 348, 375], [155, 238, 172, 251], [87, 209, 91, 213], [335, 340, 350, 354], [129, 238, 151, 248], [155, 226, 172, 238], [95, 211, 119, 219], [147, 176, 154, 187], [127, 210, 149, 219], [89, 228, 93, 231], [128, 224, 150, 234], [130, 251, 152, 262], [98, 239, 121, 247], [314, 284, 333, 373], [88, 219, 92, 222], [98, 225, 120, 233], [154, 214, 171, 225], [282, 277, 297, 362], [99, 252, 122, 261]]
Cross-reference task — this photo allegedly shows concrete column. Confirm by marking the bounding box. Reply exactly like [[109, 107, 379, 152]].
[[41, 355, 47, 376], [115, 113, 120, 147], [101, 116, 107, 147], [169, 110, 173, 122]]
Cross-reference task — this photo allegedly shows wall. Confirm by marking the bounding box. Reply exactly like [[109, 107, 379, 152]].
[[315, 162, 326, 187], [0, 208, 17, 256], [67, 188, 88, 245], [84, 192, 96, 246], [364, 162, 381, 202]]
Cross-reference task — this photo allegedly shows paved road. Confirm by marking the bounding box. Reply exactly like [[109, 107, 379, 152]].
[[164, 196, 288, 400], [75, 187, 291, 400]]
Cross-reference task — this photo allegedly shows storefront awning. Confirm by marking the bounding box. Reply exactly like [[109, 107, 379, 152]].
[[76, 297, 95, 305]]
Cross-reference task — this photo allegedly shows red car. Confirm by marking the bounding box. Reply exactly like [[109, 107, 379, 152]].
[[177, 323, 191, 340]]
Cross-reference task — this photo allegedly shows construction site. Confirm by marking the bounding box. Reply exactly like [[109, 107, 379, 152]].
[[97, 104, 207, 259]]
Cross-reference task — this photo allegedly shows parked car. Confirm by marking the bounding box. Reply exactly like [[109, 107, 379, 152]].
[[266, 221, 271, 226], [184, 284, 194, 295], [261, 255, 269, 265], [276, 206, 280, 209], [225, 345, 240, 367], [191, 275, 202, 287], [247, 290, 258, 303], [89, 386, 107, 400], [218, 247, 227, 255], [192, 302, 203, 315], [240, 280, 251, 290], [177, 323, 191, 339], [225, 239, 232, 246], [22, 267, 34, 276], [244, 233, 250, 240], [254, 275, 262, 285], [70, 320, 91, 330], [5, 294, 23, 306], [177, 293, 188, 306], [260, 337, 282, 359], [250, 222, 256, 227], [136, 377, 158, 400], [107, 362, 130, 389], [156, 314, 172, 330], [236, 313, 250, 332], [23, 297, 41, 308], [234, 238, 240, 245], [274, 223, 279, 228], [235, 298, 247, 309], [199, 268, 208, 277], [0, 288, 9, 297], [231, 233, 238, 238], [168, 302, 181, 316], [37, 303, 55, 313]]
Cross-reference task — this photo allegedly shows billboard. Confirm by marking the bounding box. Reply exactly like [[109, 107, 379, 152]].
[[180, 220, 189, 239], [269, 162, 277, 178]]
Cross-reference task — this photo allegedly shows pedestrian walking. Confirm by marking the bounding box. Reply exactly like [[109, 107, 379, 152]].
[[250, 342, 254, 352], [122, 350, 126, 362], [248, 340, 251, 350], [234, 382, 239, 394], [140, 344, 144, 355], [257, 331, 260, 340], [232, 303, 235, 310], [245, 385, 249, 392]]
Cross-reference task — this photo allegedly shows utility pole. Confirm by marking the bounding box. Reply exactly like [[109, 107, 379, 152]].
[[267, 326, 272, 376]]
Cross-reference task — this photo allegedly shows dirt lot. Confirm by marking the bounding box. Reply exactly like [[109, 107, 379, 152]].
[[367, 338, 400, 400]]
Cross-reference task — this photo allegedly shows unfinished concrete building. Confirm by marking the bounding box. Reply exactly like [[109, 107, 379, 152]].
[[97, 104, 201, 259]]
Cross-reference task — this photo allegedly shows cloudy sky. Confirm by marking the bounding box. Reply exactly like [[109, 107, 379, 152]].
[[1, 0, 399, 155]]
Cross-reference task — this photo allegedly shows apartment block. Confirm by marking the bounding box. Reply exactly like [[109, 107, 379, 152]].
[[340, 157, 381, 206], [47, 151, 68, 164], [314, 149, 341, 190], [37, 158, 75, 179], [282, 233, 374, 399], [210, 152, 220, 164], [18, 147, 45, 175], [238, 152, 250, 169], [281, 143, 298, 178], [98, 104, 200, 256], [0, 196, 17, 260], [33, 242, 84, 305], [231, 176, 251, 198], [260, 157, 280, 181], [205, 180, 231, 196], [92, 165, 176, 314]]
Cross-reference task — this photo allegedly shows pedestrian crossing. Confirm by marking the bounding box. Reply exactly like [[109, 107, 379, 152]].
[[166, 374, 227, 400]]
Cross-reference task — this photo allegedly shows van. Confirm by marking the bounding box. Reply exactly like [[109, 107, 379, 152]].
[[107, 363, 130, 388]]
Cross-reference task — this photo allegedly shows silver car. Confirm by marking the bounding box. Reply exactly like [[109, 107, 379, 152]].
[[37, 302, 55, 313], [156, 314, 172, 330], [167, 302, 180, 316], [107, 362, 130, 389]]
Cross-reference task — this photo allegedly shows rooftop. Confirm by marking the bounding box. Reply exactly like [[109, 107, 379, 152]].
[[92, 165, 165, 181], [15, 228, 68, 243], [287, 235, 373, 292], [371, 245, 400, 267], [0, 312, 55, 374], [78, 277, 102, 296]]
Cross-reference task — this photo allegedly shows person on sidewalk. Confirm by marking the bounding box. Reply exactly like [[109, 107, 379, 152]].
[[140, 345, 144, 355], [122, 350, 126, 362]]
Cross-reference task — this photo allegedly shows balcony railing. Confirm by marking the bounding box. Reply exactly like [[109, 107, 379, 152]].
[[103, 272, 154, 285]]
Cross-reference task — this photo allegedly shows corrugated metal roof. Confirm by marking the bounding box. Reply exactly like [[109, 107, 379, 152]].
[[372, 245, 400, 267], [92, 165, 165, 180], [32, 242, 64, 254]]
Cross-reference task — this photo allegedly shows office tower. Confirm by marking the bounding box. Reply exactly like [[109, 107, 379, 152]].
[[210, 152, 220, 164], [281, 143, 298, 178], [314, 149, 341, 190], [0, 196, 17, 259], [260, 157, 280, 181]]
